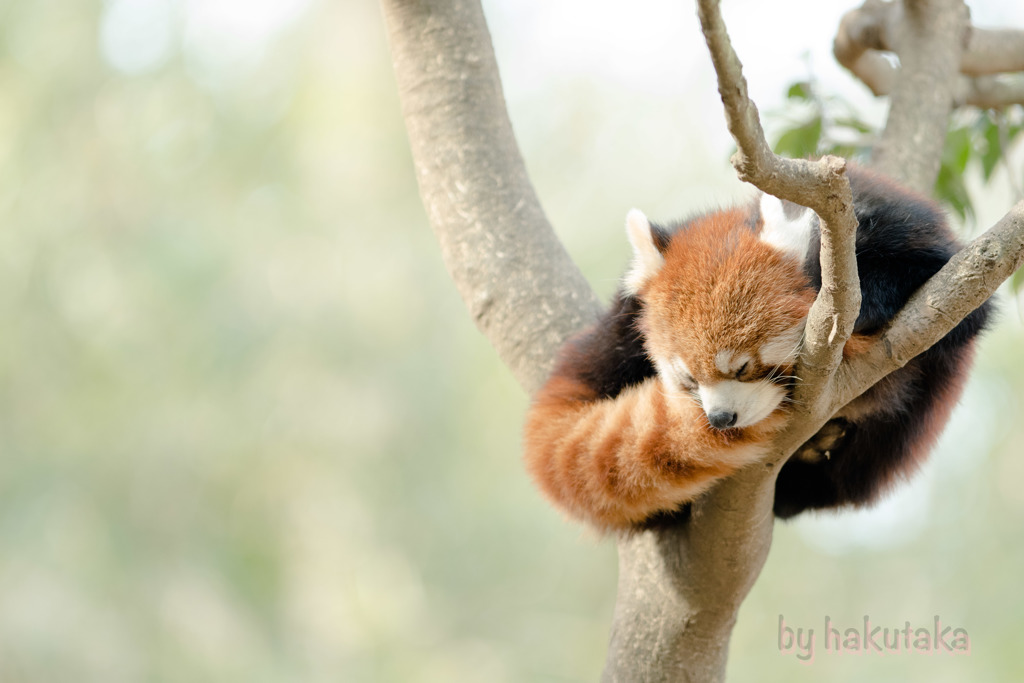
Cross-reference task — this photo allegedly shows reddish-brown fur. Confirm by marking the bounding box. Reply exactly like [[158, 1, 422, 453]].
[[523, 374, 785, 531], [524, 207, 821, 531], [640, 209, 814, 381]]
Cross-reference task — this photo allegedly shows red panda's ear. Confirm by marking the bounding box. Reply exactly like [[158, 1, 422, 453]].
[[623, 209, 664, 295], [759, 193, 817, 264]]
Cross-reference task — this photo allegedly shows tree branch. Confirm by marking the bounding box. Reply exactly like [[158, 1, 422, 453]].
[[835, 2, 1024, 79], [961, 26, 1024, 75], [836, 200, 1024, 408], [872, 0, 970, 193], [380, 0, 602, 393], [696, 0, 862, 452], [835, 2, 1024, 182], [954, 74, 1024, 108], [834, 0, 902, 96], [836, 2, 1024, 110]]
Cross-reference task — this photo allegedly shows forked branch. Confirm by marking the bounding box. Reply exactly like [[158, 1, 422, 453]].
[[835, 0, 1024, 108]]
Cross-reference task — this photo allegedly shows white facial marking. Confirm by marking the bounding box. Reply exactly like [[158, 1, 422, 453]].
[[653, 356, 696, 396], [759, 320, 807, 367], [714, 350, 752, 376], [714, 350, 732, 375], [623, 208, 664, 294], [698, 379, 786, 429], [759, 193, 817, 264], [671, 357, 693, 380], [654, 357, 677, 394]]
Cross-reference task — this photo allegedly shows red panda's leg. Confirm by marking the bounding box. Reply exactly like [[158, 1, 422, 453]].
[[524, 375, 782, 531], [774, 340, 977, 518]]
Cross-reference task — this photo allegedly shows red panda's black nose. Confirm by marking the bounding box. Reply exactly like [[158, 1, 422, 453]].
[[708, 411, 738, 430]]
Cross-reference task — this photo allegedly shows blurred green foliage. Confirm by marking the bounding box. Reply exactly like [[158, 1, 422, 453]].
[[770, 79, 875, 162], [0, 1, 621, 680], [772, 80, 1024, 241], [934, 109, 1024, 225]]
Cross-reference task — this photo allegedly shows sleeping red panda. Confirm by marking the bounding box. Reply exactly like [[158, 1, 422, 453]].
[[523, 166, 991, 531]]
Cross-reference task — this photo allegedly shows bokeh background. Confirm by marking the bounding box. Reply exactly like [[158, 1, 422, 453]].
[[2, 0, 1024, 681]]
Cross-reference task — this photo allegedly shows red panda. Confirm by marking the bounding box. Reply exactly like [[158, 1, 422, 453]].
[[523, 166, 991, 532]]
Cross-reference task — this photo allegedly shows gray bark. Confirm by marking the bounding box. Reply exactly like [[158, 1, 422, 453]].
[[873, 0, 969, 193], [381, 0, 602, 394], [836, 1, 1024, 147]]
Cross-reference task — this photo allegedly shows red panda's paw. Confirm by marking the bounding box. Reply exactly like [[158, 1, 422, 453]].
[[793, 418, 851, 463]]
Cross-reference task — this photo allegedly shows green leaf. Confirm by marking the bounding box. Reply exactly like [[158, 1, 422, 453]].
[[981, 118, 1002, 181], [822, 143, 866, 160], [943, 125, 973, 175], [786, 82, 812, 101], [979, 115, 1024, 182], [823, 143, 856, 158], [772, 116, 822, 159], [933, 161, 973, 222], [1013, 265, 1024, 293], [832, 116, 874, 134]]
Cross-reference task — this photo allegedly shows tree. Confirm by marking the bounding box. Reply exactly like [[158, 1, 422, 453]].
[[381, 0, 1024, 680]]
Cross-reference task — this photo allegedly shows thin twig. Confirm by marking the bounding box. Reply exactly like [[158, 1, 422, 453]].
[[697, 0, 861, 451]]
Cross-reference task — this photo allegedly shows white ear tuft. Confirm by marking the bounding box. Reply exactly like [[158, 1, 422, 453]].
[[623, 208, 664, 295], [759, 193, 817, 264]]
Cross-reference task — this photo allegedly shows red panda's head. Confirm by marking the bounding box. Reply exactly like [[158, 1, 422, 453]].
[[624, 195, 817, 431]]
